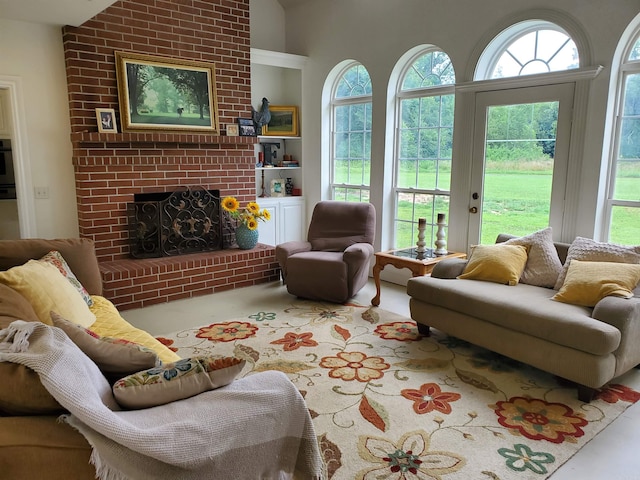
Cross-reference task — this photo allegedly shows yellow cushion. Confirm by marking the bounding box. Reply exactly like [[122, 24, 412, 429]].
[[458, 244, 529, 286], [89, 295, 181, 364], [0, 260, 95, 327], [552, 260, 640, 307]]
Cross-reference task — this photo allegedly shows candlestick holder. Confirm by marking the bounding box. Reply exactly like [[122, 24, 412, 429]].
[[435, 213, 448, 255], [416, 218, 427, 253]]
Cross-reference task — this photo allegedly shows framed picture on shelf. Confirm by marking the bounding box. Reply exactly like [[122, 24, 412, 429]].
[[237, 118, 256, 136], [226, 124, 239, 136], [96, 108, 117, 133], [115, 51, 219, 133], [270, 178, 285, 197], [262, 105, 299, 137]]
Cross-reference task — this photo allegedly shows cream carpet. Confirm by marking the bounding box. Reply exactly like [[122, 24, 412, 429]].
[[158, 300, 640, 480]]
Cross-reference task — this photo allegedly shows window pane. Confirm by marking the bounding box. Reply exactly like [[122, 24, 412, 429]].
[[335, 64, 372, 98], [401, 51, 455, 91], [610, 206, 640, 245], [629, 38, 640, 61], [613, 159, 640, 201], [491, 29, 578, 79]]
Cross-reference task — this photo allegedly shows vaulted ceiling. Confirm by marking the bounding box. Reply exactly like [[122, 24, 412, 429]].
[[0, 0, 309, 27]]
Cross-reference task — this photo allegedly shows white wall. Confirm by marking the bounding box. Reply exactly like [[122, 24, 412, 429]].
[[0, 19, 78, 238], [281, 0, 639, 252]]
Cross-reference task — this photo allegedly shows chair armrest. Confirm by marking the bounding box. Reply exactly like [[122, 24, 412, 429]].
[[343, 243, 374, 268], [275, 241, 312, 266], [431, 258, 468, 279]]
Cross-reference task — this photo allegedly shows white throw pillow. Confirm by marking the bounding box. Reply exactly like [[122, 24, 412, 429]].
[[504, 227, 563, 288], [554, 237, 640, 290]]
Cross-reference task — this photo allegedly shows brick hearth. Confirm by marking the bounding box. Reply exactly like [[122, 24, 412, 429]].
[[61, 0, 278, 309]]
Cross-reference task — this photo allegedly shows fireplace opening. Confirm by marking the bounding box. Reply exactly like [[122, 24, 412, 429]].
[[127, 186, 223, 258]]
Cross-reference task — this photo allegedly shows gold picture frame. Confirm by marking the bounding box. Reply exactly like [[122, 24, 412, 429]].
[[115, 51, 219, 133], [96, 108, 117, 133], [262, 105, 299, 137]]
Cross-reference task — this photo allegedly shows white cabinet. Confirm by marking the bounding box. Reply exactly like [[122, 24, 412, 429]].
[[258, 196, 305, 246]]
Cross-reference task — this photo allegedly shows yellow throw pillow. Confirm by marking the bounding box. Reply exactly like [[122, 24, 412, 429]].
[[0, 260, 95, 327], [552, 260, 640, 307], [89, 295, 181, 364], [458, 244, 529, 286], [113, 356, 245, 409]]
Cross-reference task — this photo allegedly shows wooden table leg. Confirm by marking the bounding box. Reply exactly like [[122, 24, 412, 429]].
[[371, 262, 383, 306]]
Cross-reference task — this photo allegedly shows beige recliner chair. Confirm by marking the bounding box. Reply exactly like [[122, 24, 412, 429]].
[[276, 201, 376, 303]]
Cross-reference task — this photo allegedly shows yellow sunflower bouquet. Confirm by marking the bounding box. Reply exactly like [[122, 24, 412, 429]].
[[221, 196, 271, 230]]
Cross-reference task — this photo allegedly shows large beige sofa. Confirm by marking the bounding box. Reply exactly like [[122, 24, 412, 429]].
[[407, 232, 640, 402]]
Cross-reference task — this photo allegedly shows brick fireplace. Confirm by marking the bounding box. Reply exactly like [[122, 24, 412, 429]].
[[62, 0, 279, 310]]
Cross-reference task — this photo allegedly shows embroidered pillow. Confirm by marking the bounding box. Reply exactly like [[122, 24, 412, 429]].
[[113, 356, 246, 409], [39, 250, 93, 307], [504, 227, 563, 288], [552, 260, 640, 307], [0, 260, 95, 327], [458, 244, 528, 286], [554, 237, 640, 290], [51, 311, 160, 375]]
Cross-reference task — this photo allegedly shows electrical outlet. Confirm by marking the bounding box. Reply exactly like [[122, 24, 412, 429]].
[[34, 186, 49, 199]]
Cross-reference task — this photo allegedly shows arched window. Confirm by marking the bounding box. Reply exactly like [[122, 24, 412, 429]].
[[330, 62, 372, 202], [604, 31, 640, 244], [394, 49, 455, 248], [476, 20, 579, 80]]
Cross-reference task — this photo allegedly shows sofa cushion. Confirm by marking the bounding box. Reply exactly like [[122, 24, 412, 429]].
[[554, 237, 640, 290], [113, 356, 245, 409], [0, 284, 64, 415], [0, 260, 95, 328], [552, 260, 640, 307], [39, 250, 93, 307], [504, 227, 563, 288], [458, 244, 528, 286], [0, 238, 102, 295], [51, 312, 161, 376], [89, 295, 181, 364], [406, 276, 621, 356]]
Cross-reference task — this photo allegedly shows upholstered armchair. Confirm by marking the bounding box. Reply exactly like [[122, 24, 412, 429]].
[[276, 201, 376, 303]]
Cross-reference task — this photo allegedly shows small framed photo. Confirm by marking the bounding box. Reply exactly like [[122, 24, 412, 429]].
[[226, 124, 239, 136], [270, 179, 285, 197], [262, 105, 299, 137], [96, 108, 117, 133], [237, 118, 256, 137]]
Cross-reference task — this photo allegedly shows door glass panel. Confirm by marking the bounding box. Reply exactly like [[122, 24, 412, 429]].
[[480, 101, 558, 244]]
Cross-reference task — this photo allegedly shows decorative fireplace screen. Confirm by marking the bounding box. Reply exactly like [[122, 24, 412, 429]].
[[127, 187, 223, 258]]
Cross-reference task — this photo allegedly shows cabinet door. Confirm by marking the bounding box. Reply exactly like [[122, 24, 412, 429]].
[[281, 201, 304, 243], [259, 203, 278, 246]]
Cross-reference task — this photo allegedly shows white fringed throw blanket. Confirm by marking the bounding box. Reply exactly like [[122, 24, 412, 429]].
[[0, 321, 325, 480]]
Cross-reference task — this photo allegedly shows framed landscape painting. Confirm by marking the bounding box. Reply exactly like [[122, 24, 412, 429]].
[[262, 105, 299, 137], [115, 51, 219, 133]]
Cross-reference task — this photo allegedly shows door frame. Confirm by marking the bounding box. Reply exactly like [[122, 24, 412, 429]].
[[0, 76, 36, 238], [467, 83, 575, 246]]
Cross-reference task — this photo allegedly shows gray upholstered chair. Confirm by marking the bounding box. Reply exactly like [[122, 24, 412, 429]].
[[276, 201, 376, 303]]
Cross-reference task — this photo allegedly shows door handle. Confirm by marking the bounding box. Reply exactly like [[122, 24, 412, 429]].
[[469, 207, 478, 214]]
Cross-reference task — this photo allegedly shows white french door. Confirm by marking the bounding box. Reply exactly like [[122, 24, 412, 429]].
[[468, 83, 574, 245]]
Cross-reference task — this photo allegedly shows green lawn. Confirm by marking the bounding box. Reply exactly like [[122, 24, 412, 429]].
[[335, 163, 639, 247]]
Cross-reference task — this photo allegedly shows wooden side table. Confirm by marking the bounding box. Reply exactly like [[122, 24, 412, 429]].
[[371, 248, 466, 306]]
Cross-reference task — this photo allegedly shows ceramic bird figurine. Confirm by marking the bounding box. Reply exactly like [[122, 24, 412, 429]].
[[252, 97, 271, 133]]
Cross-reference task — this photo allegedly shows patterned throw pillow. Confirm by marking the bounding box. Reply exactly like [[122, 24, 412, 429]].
[[554, 237, 640, 290], [51, 311, 160, 375], [504, 227, 563, 288], [40, 250, 93, 307], [113, 356, 246, 409]]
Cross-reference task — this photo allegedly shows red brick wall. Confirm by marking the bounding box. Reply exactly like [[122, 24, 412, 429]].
[[61, 0, 280, 309]]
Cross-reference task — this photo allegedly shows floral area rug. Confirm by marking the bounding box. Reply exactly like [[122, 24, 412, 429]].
[[157, 300, 640, 480]]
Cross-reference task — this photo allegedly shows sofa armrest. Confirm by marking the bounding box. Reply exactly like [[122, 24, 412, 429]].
[[431, 258, 468, 279], [593, 296, 640, 373]]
